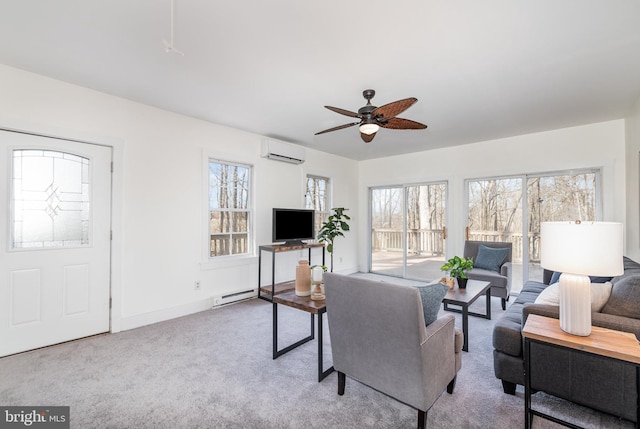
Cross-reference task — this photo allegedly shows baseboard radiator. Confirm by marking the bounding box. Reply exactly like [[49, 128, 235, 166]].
[[213, 289, 256, 307]]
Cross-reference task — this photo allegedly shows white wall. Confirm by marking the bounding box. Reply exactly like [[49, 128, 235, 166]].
[[0, 63, 635, 334], [625, 95, 640, 261], [358, 120, 628, 272], [0, 64, 359, 331]]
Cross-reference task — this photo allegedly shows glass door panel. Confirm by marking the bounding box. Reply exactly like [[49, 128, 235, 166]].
[[406, 183, 447, 279], [526, 172, 597, 282], [467, 178, 524, 293], [371, 182, 447, 281], [371, 187, 404, 276]]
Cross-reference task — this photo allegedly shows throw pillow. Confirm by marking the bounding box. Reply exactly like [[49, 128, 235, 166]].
[[601, 275, 640, 319], [415, 282, 449, 326], [591, 282, 613, 312], [534, 281, 613, 312], [535, 282, 560, 306], [474, 245, 509, 273]]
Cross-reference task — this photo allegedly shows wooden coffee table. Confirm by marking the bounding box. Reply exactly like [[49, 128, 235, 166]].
[[442, 279, 491, 352], [271, 289, 334, 382]]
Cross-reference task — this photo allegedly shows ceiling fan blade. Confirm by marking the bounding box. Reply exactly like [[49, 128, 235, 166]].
[[373, 97, 418, 119], [324, 106, 360, 118], [360, 132, 376, 143], [380, 117, 428, 130], [315, 122, 359, 135]]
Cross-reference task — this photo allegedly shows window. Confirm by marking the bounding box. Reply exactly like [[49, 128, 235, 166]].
[[305, 175, 330, 238], [209, 160, 251, 257]]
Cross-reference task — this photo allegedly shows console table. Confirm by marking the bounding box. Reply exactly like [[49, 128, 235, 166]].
[[523, 314, 640, 429], [257, 243, 325, 301]]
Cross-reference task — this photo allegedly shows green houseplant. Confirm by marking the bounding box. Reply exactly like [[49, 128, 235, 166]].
[[317, 207, 350, 272], [440, 255, 474, 288]]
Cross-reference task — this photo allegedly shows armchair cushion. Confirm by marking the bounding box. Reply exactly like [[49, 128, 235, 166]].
[[415, 282, 449, 325], [474, 244, 509, 273]]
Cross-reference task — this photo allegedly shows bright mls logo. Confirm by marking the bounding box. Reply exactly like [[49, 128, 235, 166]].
[[0, 407, 69, 429]]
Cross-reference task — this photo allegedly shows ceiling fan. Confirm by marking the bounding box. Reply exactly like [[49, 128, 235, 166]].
[[315, 89, 427, 143]]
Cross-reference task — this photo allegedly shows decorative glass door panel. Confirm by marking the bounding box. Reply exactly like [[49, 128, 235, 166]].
[[12, 150, 90, 249]]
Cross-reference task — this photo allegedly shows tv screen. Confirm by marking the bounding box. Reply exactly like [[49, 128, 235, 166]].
[[272, 208, 315, 245]]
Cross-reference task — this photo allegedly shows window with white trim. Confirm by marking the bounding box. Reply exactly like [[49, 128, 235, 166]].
[[305, 174, 330, 239], [209, 160, 252, 257]]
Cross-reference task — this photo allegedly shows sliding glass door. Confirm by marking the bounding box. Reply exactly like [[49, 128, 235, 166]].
[[466, 170, 599, 294], [371, 182, 447, 280]]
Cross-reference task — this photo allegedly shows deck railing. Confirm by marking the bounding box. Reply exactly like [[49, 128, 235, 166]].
[[371, 228, 540, 263]]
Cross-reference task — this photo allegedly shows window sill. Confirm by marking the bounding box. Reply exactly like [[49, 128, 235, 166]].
[[200, 254, 258, 271]]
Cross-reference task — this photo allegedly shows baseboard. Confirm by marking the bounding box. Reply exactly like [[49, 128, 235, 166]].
[[120, 297, 215, 331]]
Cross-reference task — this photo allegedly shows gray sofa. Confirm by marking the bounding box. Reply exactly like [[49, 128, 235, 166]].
[[493, 256, 640, 422]]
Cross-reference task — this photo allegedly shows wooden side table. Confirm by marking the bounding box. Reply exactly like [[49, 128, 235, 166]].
[[522, 314, 640, 429], [272, 289, 334, 382]]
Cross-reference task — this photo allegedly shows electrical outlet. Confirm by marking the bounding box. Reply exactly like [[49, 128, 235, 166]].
[[194, 281, 201, 290]]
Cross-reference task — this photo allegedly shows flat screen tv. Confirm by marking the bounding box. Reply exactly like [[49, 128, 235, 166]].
[[272, 208, 315, 245]]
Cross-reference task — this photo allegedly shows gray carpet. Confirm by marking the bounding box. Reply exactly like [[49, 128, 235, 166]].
[[0, 275, 635, 428]]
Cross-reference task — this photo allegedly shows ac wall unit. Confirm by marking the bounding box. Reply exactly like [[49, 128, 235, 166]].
[[261, 139, 306, 164]]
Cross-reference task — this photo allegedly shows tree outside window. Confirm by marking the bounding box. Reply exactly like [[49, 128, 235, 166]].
[[209, 160, 251, 257]]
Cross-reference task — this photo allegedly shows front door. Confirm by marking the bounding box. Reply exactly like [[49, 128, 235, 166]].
[[0, 130, 112, 357]]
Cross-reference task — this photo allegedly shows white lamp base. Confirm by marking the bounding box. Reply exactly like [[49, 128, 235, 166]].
[[559, 273, 592, 336]]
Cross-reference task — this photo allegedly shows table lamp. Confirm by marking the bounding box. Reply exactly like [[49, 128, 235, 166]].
[[540, 221, 623, 336]]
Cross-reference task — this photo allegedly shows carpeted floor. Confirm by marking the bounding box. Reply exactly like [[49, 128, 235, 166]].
[[0, 274, 635, 428]]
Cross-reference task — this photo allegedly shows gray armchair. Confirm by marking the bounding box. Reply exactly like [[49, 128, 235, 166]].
[[463, 240, 513, 310], [324, 273, 462, 429]]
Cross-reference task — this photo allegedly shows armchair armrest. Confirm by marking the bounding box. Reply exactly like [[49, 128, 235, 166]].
[[500, 261, 512, 279], [420, 313, 457, 407]]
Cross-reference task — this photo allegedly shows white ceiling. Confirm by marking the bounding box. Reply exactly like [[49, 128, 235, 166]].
[[1, 1, 640, 161]]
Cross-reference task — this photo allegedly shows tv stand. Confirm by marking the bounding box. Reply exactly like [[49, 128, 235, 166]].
[[258, 243, 325, 301]]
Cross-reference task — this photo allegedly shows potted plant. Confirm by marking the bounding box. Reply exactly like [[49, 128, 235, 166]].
[[317, 207, 350, 272], [440, 256, 474, 288]]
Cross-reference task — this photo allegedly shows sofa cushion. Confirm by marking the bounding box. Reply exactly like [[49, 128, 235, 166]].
[[474, 245, 509, 273], [601, 275, 640, 319], [534, 281, 612, 312], [414, 282, 449, 325]]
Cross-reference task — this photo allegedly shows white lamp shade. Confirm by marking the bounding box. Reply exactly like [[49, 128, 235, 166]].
[[540, 221, 623, 277], [359, 123, 379, 135]]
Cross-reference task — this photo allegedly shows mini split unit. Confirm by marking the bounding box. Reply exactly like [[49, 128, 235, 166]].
[[261, 139, 306, 164]]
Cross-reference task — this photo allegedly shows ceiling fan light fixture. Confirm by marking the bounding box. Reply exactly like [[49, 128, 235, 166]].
[[359, 123, 379, 135]]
